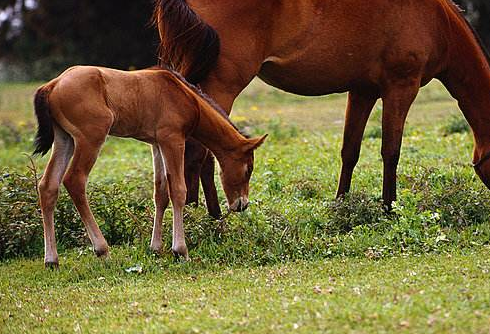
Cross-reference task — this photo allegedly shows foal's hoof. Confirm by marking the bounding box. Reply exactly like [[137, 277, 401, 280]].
[[150, 244, 163, 255], [94, 246, 110, 258], [44, 261, 59, 269], [172, 246, 190, 262]]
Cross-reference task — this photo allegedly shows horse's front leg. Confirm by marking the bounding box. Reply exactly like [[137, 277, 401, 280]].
[[200, 152, 222, 219], [185, 138, 222, 219], [336, 91, 377, 197], [159, 135, 189, 260], [150, 144, 169, 253], [184, 138, 205, 205], [381, 81, 420, 208]]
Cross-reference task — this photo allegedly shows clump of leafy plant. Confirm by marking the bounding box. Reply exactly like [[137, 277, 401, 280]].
[[441, 114, 470, 135]]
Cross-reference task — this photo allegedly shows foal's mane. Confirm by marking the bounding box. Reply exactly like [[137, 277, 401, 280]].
[[448, 0, 490, 68], [155, 66, 246, 136]]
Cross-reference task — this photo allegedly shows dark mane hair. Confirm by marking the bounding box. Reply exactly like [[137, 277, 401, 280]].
[[153, 65, 248, 137], [449, 1, 490, 67], [152, 0, 220, 84]]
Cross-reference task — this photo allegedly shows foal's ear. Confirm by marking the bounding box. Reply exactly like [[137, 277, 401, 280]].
[[245, 134, 268, 152]]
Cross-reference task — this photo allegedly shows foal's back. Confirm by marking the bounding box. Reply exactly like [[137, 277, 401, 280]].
[[48, 66, 196, 143]]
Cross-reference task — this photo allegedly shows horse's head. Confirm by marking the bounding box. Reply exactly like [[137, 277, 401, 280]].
[[473, 147, 490, 188], [219, 134, 267, 212]]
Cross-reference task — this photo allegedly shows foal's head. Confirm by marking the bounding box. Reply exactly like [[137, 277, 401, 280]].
[[219, 134, 267, 212]]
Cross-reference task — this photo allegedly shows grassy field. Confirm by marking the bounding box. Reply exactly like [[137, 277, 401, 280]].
[[2, 248, 490, 334], [1, 79, 490, 333]]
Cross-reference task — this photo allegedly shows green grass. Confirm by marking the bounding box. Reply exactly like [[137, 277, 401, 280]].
[[1, 247, 490, 333], [1, 79, 490, 333]]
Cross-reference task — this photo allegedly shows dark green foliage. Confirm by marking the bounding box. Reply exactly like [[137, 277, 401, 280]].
[[328, 193, 384, 233], [364, 126, 382, 139], [441, 115, 470, 135], [402, 167, 490, 228], [2, 163, 490, 262], [0, 172, 43, 259], [0, 121, 24, 146], [0, 0, 159, 80], [0, 170, 155, 259], [454, 0, 490, 50]]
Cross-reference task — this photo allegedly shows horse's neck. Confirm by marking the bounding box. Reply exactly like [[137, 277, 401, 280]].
[[441, 10, 490, 151], [192, 103, 246, 160]]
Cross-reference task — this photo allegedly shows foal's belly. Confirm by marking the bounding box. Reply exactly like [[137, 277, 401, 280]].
[[108, 114, 156, 144]]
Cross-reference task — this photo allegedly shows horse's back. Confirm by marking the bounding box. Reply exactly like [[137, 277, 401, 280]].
[[227, 0, 452, 94]]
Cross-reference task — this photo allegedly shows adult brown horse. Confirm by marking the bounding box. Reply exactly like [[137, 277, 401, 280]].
[[154, 0, 490, 209]]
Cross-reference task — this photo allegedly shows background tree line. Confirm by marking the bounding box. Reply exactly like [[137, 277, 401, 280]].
[[0, 0, 158, 80], [0, 0, 489, 81]]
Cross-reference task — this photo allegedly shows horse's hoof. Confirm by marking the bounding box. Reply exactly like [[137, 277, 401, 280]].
[[208, 208, 222, 220], [383, 203, 394, 213], [44, 261, 59, 269]]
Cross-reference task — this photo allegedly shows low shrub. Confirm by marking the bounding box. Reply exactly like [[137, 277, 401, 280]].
[[0, 170, 154, 260], [2, 161, 490, 263], [441, 114, 470, 135]]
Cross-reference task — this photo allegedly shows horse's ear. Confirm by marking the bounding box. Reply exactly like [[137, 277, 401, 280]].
[[245, 134, 268, 152]]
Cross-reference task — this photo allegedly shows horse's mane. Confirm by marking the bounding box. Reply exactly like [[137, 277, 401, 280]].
[[448, 1, 490, 68], [153, 65, 247, 137], [152, 0, 220, 84]]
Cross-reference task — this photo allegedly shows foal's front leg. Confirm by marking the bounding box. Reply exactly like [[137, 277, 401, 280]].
[[150, 144, 169, 253], [158, 135, 189, 260]]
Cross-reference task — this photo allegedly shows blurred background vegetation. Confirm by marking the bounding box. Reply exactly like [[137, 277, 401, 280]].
[[0, 0, 159, 81], [0, 0, 489, 82]]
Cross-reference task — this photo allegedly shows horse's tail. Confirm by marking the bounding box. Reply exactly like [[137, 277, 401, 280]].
[[33, 83, 55, 156], [152, 0, 220, 84]]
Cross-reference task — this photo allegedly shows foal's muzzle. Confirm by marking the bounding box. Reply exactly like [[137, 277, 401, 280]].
[[229, 196, 249, 212]]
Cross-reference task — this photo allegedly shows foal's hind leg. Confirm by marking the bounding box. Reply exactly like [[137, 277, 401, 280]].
[[150, 144, 169, 253], [336, 92, 377, 198], [381, 82, 420, 208], [63, 135, 109, 257], [39, 126, 74, 267]]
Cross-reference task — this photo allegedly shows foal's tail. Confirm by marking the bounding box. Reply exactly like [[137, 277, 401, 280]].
[[33, 83, 55, 156]]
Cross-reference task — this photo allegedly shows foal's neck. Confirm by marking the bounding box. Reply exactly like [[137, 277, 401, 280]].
[[191, 101, 247, 160]]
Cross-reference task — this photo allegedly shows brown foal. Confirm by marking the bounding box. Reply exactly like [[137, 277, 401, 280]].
[[33, 66, 267, 267], [154, 0, 490, 209]]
